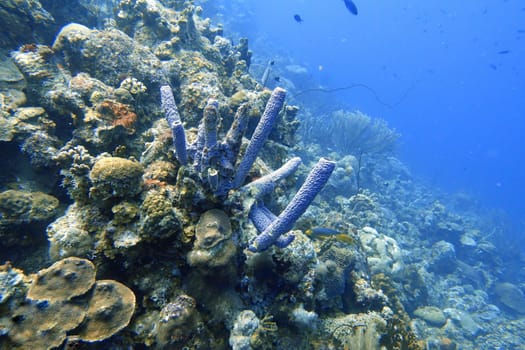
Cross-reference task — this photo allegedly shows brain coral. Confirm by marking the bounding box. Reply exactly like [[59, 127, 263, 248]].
[[89, 156, 143, 203], [187, 209, 236, 267]]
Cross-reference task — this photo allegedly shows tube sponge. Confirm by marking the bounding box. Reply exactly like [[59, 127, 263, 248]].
[[243, 157, 302, 200], [160, 85, 188, 165], [233, 87, 286, 188], [248, 157, 336, 252]]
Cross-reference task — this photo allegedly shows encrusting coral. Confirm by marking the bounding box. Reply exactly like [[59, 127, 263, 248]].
[[0, 190, 60, 248], [0, 257, 136, 349], [75, 279, 136, 342], [8, 299, 87, 349], [27, 256, 96, 301]]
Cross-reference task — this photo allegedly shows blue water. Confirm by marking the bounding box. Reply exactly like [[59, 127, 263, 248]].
[[205, 0, 525, 229]]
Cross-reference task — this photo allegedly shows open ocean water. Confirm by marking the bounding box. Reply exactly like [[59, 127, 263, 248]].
[[207, 0, 525, 227]]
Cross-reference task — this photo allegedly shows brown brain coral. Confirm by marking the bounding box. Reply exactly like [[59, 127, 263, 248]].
[[187, 209, 236, 267], [27, 257, 96, 302], [75, 279, 136, 342], [89, 156, 144, 202]]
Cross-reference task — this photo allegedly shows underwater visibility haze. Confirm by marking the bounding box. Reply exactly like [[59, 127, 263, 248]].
[[0, 0, 524, 349], [209, 0, 525, 224]]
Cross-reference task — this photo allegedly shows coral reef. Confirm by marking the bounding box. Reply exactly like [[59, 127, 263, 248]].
[[320, 310, 390, 349], [0, 190, 60, 247], [0, 0, 54, 49], [0, 257, 135, 349], [187, 208, 236, 268], [161, 82, 336, 253], [413, 306, 447, 327], [0, 0, 409, 345], [2, 0, 520, 349], [229, 310, 260, 350], [300, 109, 400, 157], [46, 203, 98, 260], [494, 282, 525, 314], [89, 156, 144, 205], [27, 256, 96, 301], [155, 294, 203, 348], [75, 279, 136, 342], [359, 226, 404, 278]]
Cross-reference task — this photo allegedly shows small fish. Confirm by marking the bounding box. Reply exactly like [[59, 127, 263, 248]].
[[305, 227, 340, 237], [305, 228, 356, 244], [498, 50, 510, 54], [274, 76, 281, 82], [334, 234, 356, 244], [342, 0, 358, 15], [294, 14, 304, 23], [489, 64, 497, 70]]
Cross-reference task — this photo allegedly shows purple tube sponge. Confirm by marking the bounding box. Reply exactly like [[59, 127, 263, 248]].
[[249, 204, 295, 248], [203, 99, 219, 151], [249, 204, 276, 233], [199, 99, 220, 172], [247, 157, 336, 252], [233, 87, 286, 188], [160, 85, 188, 165], [242, 157, 302, 200], [224, 103, 249, 160]]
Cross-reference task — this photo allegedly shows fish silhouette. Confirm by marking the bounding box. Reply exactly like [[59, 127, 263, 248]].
[[305, 227, 356, 244], [342, 0, 358, 15], [294, 14, 304, 23]]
